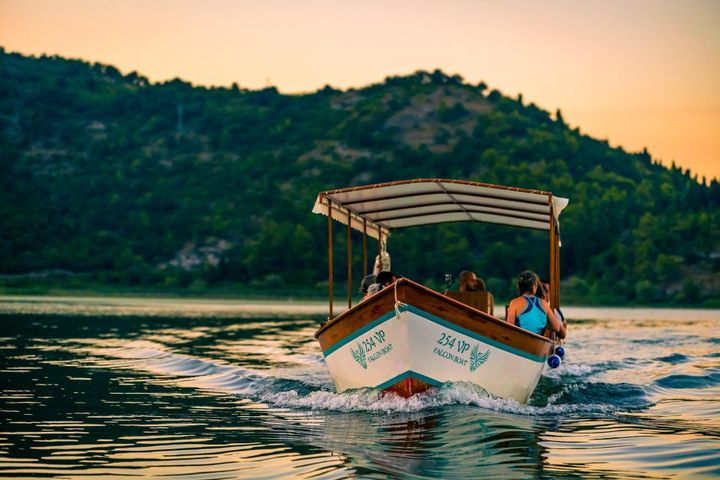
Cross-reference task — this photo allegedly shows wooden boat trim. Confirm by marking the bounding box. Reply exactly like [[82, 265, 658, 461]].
[[316, 278, 553, 360], [316, 284, 398, 347]]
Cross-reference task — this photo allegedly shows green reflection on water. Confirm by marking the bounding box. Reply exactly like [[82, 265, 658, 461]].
[[0, 300, 718, 479]]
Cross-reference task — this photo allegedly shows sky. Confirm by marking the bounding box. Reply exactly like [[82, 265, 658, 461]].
[[1, 0, 719, 180]]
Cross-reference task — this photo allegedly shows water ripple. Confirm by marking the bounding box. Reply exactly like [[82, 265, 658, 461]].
[[0, 304, 719, 479]]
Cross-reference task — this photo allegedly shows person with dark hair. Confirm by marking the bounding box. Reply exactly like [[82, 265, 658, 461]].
[[452, 270, 493, 314], [376, 271, 397, 287], [506, 271, 566, 338], [365, 271, 398, 298], [535, 281, 547, 300], [539, 281, 566, 326], [458, 271, 487, 292]]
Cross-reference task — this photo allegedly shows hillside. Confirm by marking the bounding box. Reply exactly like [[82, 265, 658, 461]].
[[1, 48, 718, 304]]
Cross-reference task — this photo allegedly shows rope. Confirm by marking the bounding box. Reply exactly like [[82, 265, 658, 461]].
[[393, 280, 407, 319]]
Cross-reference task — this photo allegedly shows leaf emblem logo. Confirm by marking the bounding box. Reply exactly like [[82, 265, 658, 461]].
[[469, 344, 490, 372], [351, 342, 367, 369]]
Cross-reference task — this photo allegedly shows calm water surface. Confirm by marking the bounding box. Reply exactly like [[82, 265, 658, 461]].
[[0, 297, 719, 479]]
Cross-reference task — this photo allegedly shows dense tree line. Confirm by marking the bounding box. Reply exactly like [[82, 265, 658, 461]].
[[0, 49, 718, 304]]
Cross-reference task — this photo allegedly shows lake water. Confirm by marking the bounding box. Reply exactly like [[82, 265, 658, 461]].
[[1, 296, 719, 479]]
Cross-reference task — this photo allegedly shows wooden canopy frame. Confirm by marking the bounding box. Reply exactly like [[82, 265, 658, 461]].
[[315, 179, 566, 320]]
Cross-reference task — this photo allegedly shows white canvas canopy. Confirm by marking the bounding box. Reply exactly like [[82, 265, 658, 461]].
[[312, 179, 569, 240]]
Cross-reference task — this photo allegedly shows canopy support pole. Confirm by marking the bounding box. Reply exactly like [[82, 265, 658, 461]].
[[555, 228, 561, 308], [548, 206, 560, 341], [363, 219, 367, 278], [328, 200, 333, 320], [347, 210, 352, 309], [549, 203, 559, 310]]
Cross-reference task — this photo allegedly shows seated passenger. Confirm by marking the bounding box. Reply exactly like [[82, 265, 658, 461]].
[[359, 274, 376, 299], [365, 271, 398, 297], [366, 283, 382, 297], [376, 271, 398, 287], [449, 271, 493, 314], [506, 271, 566, 338], [458, 271, 487, 292], [534, 281, 547, 300], [539, 281, 566, 326]]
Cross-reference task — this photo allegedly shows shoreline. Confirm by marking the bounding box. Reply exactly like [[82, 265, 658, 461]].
[[1, 284, 719, 309], [1, 293, 719, 319]]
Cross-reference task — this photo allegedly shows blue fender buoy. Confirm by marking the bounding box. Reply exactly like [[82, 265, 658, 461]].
[[555, 346, 565, 359], [548, 354, 562, 369]]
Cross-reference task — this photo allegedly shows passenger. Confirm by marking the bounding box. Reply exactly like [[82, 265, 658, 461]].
[[506, 271, 566, 338], [365, 271, 398, 298], [458, 271, 487, 292], [366, 283, 382, 297], [535, 281, 547, 300], [359, 274, 376, 300], [455, 270, 494, 314], [540, 281, 566, 326], [376, 271, 398, 287]]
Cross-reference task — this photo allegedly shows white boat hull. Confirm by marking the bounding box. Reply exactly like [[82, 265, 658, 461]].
[[322, 304, 547, 403]]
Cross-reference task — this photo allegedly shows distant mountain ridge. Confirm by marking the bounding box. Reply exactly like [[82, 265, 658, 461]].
[[1, 48, 718, 304]]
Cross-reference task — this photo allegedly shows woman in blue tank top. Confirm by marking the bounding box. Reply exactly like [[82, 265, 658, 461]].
[[506, 271, 566, 338]]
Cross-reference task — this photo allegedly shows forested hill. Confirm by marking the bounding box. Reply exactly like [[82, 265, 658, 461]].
[[1, 49, 718, 304]]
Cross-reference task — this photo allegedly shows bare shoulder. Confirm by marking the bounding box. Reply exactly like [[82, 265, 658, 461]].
[[508, 296, 526, 311]]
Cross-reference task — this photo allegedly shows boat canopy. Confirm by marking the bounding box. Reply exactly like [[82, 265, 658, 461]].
[[312, 179, 569, 240]]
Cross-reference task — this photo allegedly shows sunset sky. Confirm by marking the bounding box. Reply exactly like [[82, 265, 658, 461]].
[[2, 0, 718, 180]]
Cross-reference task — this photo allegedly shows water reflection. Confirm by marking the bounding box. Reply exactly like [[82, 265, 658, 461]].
[[286, 408, 546, 479], [0, 302, 719, 479]]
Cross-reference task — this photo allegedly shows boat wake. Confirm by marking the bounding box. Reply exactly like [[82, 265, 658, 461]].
[[80, 339, 650, 416]]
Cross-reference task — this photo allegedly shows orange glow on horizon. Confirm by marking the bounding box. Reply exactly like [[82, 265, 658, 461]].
[[1, 0, 718, 180]]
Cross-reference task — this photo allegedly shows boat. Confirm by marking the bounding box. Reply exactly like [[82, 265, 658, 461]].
[[312, 179, 569, 403]]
